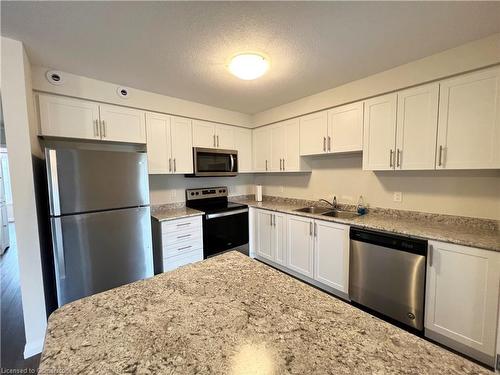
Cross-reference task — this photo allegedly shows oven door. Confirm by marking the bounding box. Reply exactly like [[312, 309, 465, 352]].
[[193, 148, 238, 177], [203, 208, 248, 258]]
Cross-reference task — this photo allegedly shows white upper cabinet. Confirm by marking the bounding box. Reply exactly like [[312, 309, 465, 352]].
[[192, 120, 234, 149], [436, 67, 500, 169], [313, 221, 349, 293], [287, 215, 314, 278], [192, 120, 217, 148], [327, 102, 363, 153], [396, 83, 439, 170], [267, 119, 308, 172], [233, 127, 253, 173], [271, 124, 286, 172], [99, 104, 146, 144], [299, 111, 328, 156], [146, 112, 171, 174], [146, 113, 193, 174], [253, 127, 272, 172], [170, 116, 193, 174], [38, 94, 100, 140], [362, 93, 397, 171], [425, 241, 500, 363]]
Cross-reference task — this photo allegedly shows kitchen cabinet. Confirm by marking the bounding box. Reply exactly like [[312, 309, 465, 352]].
[[38, 94, 146, 143], [327, 102, 364, 153], [192, 120, 234, 149], [362, 93, 397, 171], [396, 83, 439, 170], [253, 127, 272, 172], [270, 118, 308, 172], [287, 215, 314, 278], [425, 240, 500, 365], [152, 216, 203, 273], [233, 127, 253, 173], [38, 94, 101, 140], [436, 66, 500, 169], [255, 209, 286, 266], [146, 112, 193, 174], [299, 111, 328, 155], [313, 220, 349, 293]]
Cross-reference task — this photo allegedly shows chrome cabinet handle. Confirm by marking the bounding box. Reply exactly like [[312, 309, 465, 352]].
[[282, 159, 285, 171], [272, 214, 276, 226], [177, 222, 191, 227], [270, 214, 273, 226], [94, 119, 99, 137], [309, 221, 313, 236], [323, 137, 326, 152], [213, 134, 216, 147], [173, 158, 176, 172], [280, 159, 283, 171], [217, 135, 220, 147], [169, 158, 172, 172], [328, 136, 332, 152], [178, 245, 192, 251], [396, 149, 401, 168], [265, 160, 268, 171], [389, 149, 394, 168], [438, 145, 443, 166], [101, 120, 106, 138], [177, 234, 191, 239]]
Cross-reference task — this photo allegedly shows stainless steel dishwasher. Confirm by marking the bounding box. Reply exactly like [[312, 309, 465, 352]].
[[349, 227, 427, 330]]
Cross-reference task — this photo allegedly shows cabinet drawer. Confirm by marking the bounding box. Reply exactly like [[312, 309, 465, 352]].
[[163, 248, 203, 272], [161, 216, 202, 234], [162, 226, 201, 243], [163, 236, 203, 258]]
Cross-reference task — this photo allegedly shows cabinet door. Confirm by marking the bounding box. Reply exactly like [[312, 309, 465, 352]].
[[99, 104, 146, 143], [192, 120, 216, 148], [436, 67, 500, 169], [253, 127, 271, 172], [273, 213, 287, 266], [38, 94, 100, 140], [146, 112, 171, 174], [362, 93, 397, 170], [327, 102, 363, 153], [216, 124, 234, 149], [299, 111, 328, 156], [233, 127, 253, 172], [313, 221, 349, 293], [284, 119, 301, 171], [287, 215, 314, 277], [170, 116, 193, 174], [256, 210, 273, 261], [396, 83, 439, 170], [425, 241, 500, 358], [271, 124, 286, 172]]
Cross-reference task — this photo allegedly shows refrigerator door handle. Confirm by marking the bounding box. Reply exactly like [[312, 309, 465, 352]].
[[52, 218, 66, 279], [46, 149, 61, 216]]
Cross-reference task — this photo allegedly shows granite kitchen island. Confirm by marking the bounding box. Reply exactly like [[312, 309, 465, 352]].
[[39, 252, 491, 374]]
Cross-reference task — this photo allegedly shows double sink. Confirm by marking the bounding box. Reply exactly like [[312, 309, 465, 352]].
[[294, 206, 361, 219]]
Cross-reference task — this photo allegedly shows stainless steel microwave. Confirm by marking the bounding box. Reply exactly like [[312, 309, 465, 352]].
[[189, 147, 238, 177]]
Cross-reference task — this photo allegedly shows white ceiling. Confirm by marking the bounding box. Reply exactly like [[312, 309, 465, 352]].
[[2, 2, 500, 114]]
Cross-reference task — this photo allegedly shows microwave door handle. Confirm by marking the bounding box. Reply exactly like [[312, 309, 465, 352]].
[[230, 154, 235, 172]]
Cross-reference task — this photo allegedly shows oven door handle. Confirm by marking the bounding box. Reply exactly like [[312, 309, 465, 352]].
[[205, 208, 248, 220]]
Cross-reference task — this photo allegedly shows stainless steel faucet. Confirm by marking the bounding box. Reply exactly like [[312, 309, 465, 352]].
[[319, 196, 337, 209]]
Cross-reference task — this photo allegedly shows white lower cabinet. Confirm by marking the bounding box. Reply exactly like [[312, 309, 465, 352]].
[[153, 216, 203, 273], [313, 220, 349, 293], [255, 209, 287, 266], [287, 215, 314, 278], [425, 240, 500, 366]]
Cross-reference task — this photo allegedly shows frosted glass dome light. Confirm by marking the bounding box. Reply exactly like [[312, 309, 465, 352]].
[[228, 53, 269, 80]]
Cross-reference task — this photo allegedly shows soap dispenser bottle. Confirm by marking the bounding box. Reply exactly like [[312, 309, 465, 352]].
[[357, 195, 366, 215]]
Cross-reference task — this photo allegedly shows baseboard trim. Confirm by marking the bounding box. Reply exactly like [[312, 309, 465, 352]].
[[24, 338, 44, 358]]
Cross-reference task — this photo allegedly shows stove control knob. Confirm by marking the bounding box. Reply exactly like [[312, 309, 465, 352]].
[[190, 192, 195, 196]]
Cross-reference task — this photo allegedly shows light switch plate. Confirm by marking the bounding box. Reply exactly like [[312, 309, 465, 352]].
[[393, 192, 402, 202]]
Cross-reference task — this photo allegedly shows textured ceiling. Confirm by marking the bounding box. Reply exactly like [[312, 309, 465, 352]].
[[2, 1, 500, 114]]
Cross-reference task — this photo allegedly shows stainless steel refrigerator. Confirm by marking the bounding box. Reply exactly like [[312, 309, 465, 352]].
[[46, 147, 153, 307]]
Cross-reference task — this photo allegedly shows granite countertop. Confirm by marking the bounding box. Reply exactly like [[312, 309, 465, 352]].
[[151, 204, 204, 222], [39, 252, 490, 374], [232, 197, 500, 252]]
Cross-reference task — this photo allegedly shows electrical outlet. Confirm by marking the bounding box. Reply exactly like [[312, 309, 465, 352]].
[[393, 192, 402, 202]]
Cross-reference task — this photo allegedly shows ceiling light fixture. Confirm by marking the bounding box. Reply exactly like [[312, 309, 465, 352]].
[[228, 53, 269, 80]]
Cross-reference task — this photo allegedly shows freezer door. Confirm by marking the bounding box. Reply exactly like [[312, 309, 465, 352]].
[[46, 148, 149, 215], [51, 206, 153, 306]]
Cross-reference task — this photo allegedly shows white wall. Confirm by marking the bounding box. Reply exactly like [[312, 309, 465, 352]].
[[31, 66, 253, 128], [253, 33, 500, 126], [149, 174, 254, 205], [255, 154, 500, 220], [1, 37, 47, 357]]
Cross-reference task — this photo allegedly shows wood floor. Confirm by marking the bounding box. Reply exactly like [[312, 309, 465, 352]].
[[1, 223, 40, 371]]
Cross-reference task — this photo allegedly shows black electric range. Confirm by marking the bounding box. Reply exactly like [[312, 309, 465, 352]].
[[186, 187, 249, 258]]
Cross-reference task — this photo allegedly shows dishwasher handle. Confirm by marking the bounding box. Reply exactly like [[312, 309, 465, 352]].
[[350, 227, 427, 256]]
